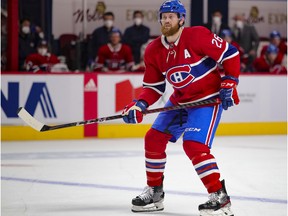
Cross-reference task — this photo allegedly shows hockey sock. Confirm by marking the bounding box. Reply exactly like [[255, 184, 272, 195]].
[[183, 140, 222, 193], [145, 128, 173, 186]]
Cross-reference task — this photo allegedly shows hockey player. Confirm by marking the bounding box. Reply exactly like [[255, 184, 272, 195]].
[[24, 40, 60, 72], [121, 0, 240, 216], [94, 28, 135, 72]]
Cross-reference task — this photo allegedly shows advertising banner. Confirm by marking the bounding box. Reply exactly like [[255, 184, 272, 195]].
[[97, 73, 173, 124], [97, 74, 287, 124], [229, 1, 287, 38], [1, 74, 84, 125]]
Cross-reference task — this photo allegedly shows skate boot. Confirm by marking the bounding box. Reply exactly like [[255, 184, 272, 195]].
[[199, 180, 234, 216], [131, 184, 165, 212]]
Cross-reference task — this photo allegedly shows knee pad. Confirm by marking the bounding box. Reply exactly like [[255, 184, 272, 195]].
[[145, 128, 172, 155], [183, 140, 210, 160]]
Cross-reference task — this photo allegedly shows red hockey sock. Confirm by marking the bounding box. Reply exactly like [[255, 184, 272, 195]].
[[183, 140, 222, 193], [144, 128, 172, 186]]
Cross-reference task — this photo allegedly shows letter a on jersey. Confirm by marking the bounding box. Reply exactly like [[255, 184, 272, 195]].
[[184, 49, 191, 59]]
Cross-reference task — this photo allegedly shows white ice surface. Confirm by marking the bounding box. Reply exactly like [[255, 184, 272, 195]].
[[1, 135, 287, 216]]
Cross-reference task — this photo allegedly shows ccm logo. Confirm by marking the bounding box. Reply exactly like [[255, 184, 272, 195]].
[[166, 65, 194, 88], [185, 127, 201, 132]]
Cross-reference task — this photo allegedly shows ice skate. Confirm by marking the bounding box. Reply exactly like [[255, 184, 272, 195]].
[[199, 180, 234, 216], [131, 184, 165, 212]]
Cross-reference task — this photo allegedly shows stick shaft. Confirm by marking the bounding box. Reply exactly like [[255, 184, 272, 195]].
[[42, 98, 219, 131], [18, 98, 219, 132]]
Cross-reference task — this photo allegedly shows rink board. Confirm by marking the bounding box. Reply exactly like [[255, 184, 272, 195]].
[[1, 73, 287, 141]]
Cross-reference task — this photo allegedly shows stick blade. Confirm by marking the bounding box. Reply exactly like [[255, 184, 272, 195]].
[[17, 107, 45, 132]]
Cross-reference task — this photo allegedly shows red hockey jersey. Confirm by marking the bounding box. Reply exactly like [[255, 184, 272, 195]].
[[25, 53, 60, 72], [138, 26, 240, 106], [253, 55, 287, 74], [94, 43, 134, 72]]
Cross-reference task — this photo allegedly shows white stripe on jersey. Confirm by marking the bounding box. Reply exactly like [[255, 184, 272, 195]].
[[217, 41, 229, 63], [221, 50, 239, 64], [193, 64, 217, 82], [143, 86, 164, 95]]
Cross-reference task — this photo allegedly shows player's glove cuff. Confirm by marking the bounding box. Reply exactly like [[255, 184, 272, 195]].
[[122, 100, 148, 124]]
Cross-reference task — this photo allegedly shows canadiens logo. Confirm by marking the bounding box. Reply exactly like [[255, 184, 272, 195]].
[[166, 65, 194, 88]]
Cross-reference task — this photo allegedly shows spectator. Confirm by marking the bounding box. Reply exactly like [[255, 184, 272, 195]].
[[231, 13, 260, 72], [24, 40, 60, 72], [203, 10, 230, 35], [18, 18, 37, 70], [123, 10, 150, 64], [94, 28, 134, 72], [260, 30, 287, 63], [220, 29, 247, 72], [253, 44, 287, 74], [18, 18, 46, 70], [88, 12, 117, 63]]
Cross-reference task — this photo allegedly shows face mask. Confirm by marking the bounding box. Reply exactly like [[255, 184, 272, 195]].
[[38, 32, 45, 39], [212, 16, 221, 25], [38, 48, 48, 56], [22, 26, 30, 34], [134, 18, 143, 26], [235, 20, 244, 29], [104, 20, 113, 28]]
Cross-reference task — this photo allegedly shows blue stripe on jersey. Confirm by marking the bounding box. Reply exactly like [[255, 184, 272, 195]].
[[143, 82, 166, 95], [190, 57, 217, 78], [220, 44, 239, 63]]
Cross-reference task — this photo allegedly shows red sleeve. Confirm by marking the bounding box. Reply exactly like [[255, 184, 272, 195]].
[[94, 45, 106, 71], [279, 41, 287, 54], [253, 57, 269, 72], [137, 40, 164, 106], [25, 54, 41, 71], [190, 27, 240, 78], [50, 54, 60, 64], [124, 45, 134, 64], [261, 45, 268, 56]]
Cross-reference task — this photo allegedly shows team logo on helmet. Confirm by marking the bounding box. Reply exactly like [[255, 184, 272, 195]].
[[166, 65, 194, 88]]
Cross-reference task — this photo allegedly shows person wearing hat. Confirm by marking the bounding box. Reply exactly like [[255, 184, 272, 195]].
[[24, 40, 60, 72], [260, 30, 287, 66], [94, 28, 135, 72], [253, 44, 287, 74], [220, 29, 248, 72]]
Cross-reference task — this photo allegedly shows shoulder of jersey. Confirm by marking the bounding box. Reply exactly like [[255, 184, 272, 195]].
[[184, 26, 210, 34], [145, 37, 162, 52]]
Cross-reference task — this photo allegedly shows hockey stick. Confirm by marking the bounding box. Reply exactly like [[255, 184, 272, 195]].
[[17, 98, 219, 132]]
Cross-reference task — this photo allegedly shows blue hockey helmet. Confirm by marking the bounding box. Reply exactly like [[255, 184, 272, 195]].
[[220, 29, 232, 38], [266, 44, 279, 54], [159, 0, 186, 21], [270, 30, 281, 39]]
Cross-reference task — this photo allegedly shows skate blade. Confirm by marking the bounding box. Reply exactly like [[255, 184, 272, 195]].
[[199, 206, 234, 216], [131, 202, 164, 213]]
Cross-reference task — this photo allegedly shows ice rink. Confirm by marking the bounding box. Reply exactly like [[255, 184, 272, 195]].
[[1, 135, 287, 216]]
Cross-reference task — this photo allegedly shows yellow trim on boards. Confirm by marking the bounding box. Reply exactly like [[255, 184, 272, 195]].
[[97, 122, 287, 138], [1, 126, 84, 141], [1, 122, 286, 141]]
